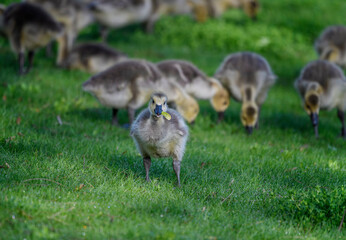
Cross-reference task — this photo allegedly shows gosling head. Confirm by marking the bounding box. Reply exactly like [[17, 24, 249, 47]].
[[244, 0, 260, 20], [210, 79, 230, 113], [304, 90, 321, 137], [149, 93, 168, 119], [241, 102, 258, 135]]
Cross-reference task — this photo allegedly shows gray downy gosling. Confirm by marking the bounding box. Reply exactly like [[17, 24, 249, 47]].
[[157, 59, 230, 122], [25, 0, 94, 65], [2, 2, 62, 75], [131, 93, 189, 186], [315, 25, 346, 68], [82, 59, 199, 126], [295, 60, 346, 138], [215, 52, 276, 134], [88, 0, 153, 41], [63, 43, 128, 73]]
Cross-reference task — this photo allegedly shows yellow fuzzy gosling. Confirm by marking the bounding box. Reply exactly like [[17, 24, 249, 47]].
[[295, 60, 346, 138], [215, 52, 276, 134], [131, 93, 189, 186], [157, 59, 229, 122]]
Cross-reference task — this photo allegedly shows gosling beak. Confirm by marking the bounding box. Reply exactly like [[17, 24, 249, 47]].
[[310, 113, 319, 138], [245, 126, 253, 135], [154, 104, 163, 116]]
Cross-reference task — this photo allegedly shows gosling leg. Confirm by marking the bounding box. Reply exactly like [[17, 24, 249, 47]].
[[143, 157, 151, 182], [112, 108, 118, 126], [337, 109, 345, 138], [18, 52, 26, 75], [46, 41, 53, 58], [128, 107, 135, 125], [100, 25, 109, 43], [26, 51, 35, 74], [172, 158, 181, 187], [217, 111, 225, 123]]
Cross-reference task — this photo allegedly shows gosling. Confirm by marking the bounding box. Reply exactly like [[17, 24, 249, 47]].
[[144, 0, 208, 33], [315, 25, 346, 68], [131, 93, 189, 186], [63, 43, 128, 73], [295, 60, 346, 138], [157, 59, 230, 121], [82, 59, 199, 125], [215, 52, 276, 134], [2, 2, 62, 75], [206, 0, 260, 20], [89, 0, 153, 41], [25, 0, 94, 65]]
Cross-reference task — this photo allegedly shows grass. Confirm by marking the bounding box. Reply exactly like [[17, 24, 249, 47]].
[[0, 0, 346, 239]]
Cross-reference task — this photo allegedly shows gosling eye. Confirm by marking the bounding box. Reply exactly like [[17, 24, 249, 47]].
[[152, 99, 155, 104]]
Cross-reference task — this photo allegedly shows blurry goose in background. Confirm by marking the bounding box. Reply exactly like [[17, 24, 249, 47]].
[[144, 0, 209, 33], [215, 52, 276, 134], [2, 2, 62, 75], [82, 59, 199, 125], [25, 0, 94, 65], [88, 0, 153, 41], [131, 93, 189, 186], [157, 59, 229, 122], [206, 0, 260, 20], [315, 25, 346, 68], [63, 43, 128, 73], [295, 60, 346, 138]]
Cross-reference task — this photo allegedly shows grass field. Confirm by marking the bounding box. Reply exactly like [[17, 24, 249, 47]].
[[1, 0, 346, 239]]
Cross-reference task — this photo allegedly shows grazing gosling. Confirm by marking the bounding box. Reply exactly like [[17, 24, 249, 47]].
[[89, 0, 153, 41], [2, 3, 62, 75], [206, 0, 260, 20], [315, 25, 346, 68], [157, 60, 230, 121], [25, 0, 94, 65], [131, 93, 189, 186], [215, 52, 276, 134], [63, 43, 128, 73], [295, 60, 346, 138], [82, 60, 199, 125]]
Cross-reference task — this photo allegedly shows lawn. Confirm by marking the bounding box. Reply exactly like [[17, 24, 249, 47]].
[[0, 0, 345, 239]]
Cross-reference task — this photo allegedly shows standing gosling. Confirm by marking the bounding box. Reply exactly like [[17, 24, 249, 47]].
[[64, 43, 128, 73], [157, 60, 230, 121], [215, 52, 276, 134], [206, 0, 260, 20], [2, 3, 62, 75], [315, 25, 346, 68], [131, 93, 189, 186], [25, 0, 94, 65], [295, 60, 346, 138], [82, 60, 199, 125]]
